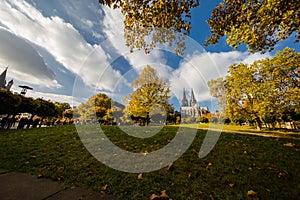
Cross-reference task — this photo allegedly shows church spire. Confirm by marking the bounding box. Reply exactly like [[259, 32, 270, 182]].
[[190, 88, 197, 106], [182, 88, 188, 106], [0, 67, 8, 89]]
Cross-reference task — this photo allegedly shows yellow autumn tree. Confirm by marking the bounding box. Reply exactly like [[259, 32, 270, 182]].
[[123, 65, 172, 125]]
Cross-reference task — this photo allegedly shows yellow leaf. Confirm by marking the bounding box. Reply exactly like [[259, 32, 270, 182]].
[[283, 143, 295, 147], [206, 163, 213, 169], [101, 184, 108, 191], [138, 173, 143, 179], [160, 190, 169, 198], [37, 174, 44, 178], [247, 190, 259, 200], [150, 194, 160, 200]]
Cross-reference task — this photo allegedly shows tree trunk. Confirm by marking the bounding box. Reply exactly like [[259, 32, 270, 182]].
[[255, 118, 262, 131]]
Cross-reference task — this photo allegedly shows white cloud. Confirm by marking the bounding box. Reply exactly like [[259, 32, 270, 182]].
[[0, 0, 123, 93], [171, 51, 272, 103], [0, 28, 60, 88]]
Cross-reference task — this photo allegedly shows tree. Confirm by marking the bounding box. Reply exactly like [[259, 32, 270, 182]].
[[98, 0, 199, 55], [98, 0, 299, 54], [54, 102, 71, 118], [124, 65, 171, 125], [0, 90, 22, 115], [205, 0, 300, 53], [253, 48, 300, 126], [77, 93, 113, 123], [207, 77, 226, 106], [35, 98, 57, 120], [208, 48, 300, 130], [63, 109, 74, 119], [224, 63, 263, 129]]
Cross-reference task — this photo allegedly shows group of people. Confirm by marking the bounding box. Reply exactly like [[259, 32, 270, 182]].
[[0, 115, 74, 130]]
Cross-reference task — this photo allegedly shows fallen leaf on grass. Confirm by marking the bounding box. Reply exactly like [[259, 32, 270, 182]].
[[150, 194, 160, 200], [247, 190, 259, 200], [278, 171, 288, 179], [283, 143, 295, 147], [229, 183, 235, 188], [206, 163, 213, 169], [160, 190, 169, 198], [101, 184, 108, 191], [150, 190, 171, 200], [138, 173, 143, 179]]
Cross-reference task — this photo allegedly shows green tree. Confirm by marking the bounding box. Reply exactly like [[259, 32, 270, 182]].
[[63, 109, 74, 119], [124, 65, 171, 125], [35, 98, 57, 119], [54, 102, 71, 118], [205, 0, 300, 53]]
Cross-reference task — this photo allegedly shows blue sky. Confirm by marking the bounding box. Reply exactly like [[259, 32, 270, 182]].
[[0, 0, 298, 111]]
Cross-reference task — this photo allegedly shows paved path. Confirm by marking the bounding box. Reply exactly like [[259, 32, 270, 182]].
[[0, 169, 119, 200], [200, 128, 300, 140]]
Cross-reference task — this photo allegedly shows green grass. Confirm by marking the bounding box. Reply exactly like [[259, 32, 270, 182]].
[[180, 123, 300, 138], [0, 125, 300, 199]]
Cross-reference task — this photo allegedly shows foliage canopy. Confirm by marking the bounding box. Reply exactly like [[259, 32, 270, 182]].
[[123, 65, 172, 125], [77, 93, 113, 123], [208, 48, 300, 129], [99, 0, 199, 55], [205, 0, 300, 53], [98, 0, 299, 54]]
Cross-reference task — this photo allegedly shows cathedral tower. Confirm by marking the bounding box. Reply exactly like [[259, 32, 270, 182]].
[[190, 88, 197, 107], [181, 88, 188, 107]]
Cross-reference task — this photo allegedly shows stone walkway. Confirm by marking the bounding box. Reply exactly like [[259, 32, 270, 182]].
[[0, 169, 119, 200], [200, 128, 300, 140]]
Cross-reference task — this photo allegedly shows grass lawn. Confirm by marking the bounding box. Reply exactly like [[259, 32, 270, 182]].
[[0, 125, 300, 199], [182, 123, 300, 138]]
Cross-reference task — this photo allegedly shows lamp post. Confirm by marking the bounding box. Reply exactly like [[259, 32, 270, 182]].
[[19, 85, 33, 96]]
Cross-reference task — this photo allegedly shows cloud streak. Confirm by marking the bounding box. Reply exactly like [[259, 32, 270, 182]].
[[0, 28, 60, 88]]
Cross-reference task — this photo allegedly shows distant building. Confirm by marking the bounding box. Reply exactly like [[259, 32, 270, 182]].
[[0, 67, 13, 92], [180, 88, 209, 120]]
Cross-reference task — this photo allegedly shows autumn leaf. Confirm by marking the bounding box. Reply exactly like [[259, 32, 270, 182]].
[[283, 143, 295, 147], [30, 155, 37, 158], [150, 194, 160, 200], [160, 190, 169, 198], [138, 173, 143, 179], [37, 174, 44, 178], [247, 190, 259, 200], [101, 184, 108, 191], [150, 190, 171, 200], [206, 163, 213, 169]]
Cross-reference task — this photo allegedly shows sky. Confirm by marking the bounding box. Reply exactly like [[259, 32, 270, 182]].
[[0, 0, 299, 112]]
